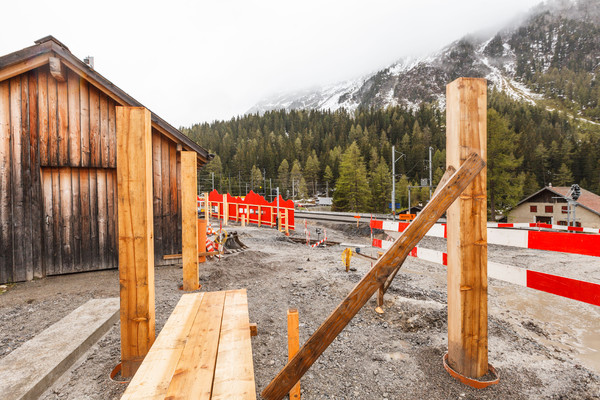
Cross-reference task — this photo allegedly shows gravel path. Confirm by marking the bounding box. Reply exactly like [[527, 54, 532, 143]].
[[0, 222, 598, 399]]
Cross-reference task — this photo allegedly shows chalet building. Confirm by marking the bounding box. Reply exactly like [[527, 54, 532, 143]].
[[0, 36, 212, 284], [508, 186, 600, 228]]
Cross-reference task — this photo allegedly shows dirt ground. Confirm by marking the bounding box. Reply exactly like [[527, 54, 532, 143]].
[[0, 221, 599, 399]]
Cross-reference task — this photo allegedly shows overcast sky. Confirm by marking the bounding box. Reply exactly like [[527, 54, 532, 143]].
[[0, 0, 543, 127]]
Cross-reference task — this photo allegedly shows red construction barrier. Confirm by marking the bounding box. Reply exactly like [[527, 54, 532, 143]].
[[204, 190, 295, 230]]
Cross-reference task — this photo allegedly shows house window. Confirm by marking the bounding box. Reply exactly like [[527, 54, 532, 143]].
[[545, 205, 553, 213], [529, 205, 537, 212], [561, 206, 568, 214], [558, 221, 567, 226]]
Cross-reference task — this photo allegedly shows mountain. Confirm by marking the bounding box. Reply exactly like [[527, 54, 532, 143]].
[[248, 0, 600, 122]]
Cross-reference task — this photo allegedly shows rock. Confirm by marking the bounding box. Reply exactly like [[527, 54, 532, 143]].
[[350, 267, 357, 271]]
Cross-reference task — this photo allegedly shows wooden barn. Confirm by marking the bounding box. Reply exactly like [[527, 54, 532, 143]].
[[0, 36, 211, 284]]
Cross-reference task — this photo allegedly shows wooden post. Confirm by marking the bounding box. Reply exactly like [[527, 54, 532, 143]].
[[198, 218, 207, 263], [287, 309, 301, 400], [223, 194, 228, 226], [446, 77, 488, 378], [116, 107, 155, 377], [204, 192, 209, 222], [182, 152, 199, 291], [285, 209, 290, 235]]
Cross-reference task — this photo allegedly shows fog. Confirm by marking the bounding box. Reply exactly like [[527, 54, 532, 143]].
[[0, 0, 544, 126]]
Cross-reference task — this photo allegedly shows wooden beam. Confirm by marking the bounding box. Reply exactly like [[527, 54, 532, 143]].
[[49, 57, 66, 82], [182, 151, 199, 291], [446, 77, 488, 378], [0, 54, 50, 83], [116, 106, 155, 378], [287, 309, 301, 400], [261, 152, 486, 400]]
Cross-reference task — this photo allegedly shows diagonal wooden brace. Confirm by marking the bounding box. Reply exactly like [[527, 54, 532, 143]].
[[261, 153, 485, 400]]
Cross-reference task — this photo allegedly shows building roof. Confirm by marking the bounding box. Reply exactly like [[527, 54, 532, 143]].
[[516, 186, 600, 217], [0, 36, 212, 165]]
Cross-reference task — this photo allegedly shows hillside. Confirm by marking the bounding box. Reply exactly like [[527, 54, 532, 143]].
[[249, 0, 600, 123]]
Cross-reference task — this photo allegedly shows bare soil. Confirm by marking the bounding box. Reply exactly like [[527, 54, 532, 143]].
[[1, 221, 599, 399]]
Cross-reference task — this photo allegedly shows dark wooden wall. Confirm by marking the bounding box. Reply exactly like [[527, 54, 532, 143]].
[[0, 64, 183, 283]]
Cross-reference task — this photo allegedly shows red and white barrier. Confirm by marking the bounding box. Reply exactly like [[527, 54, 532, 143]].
[[489, 222, 600, 234], [311, 229, 327, 248], [371, 220, 600, 257], [385, 245, 600, 307]]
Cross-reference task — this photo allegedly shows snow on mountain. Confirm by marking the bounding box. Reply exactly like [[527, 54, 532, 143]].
[[248, 0, 599, 116]]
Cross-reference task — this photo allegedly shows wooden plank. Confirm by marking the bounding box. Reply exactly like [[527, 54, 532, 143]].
[[287, 309, 300, 400], [38, 68, 49, 166], [97, 169, 108, 269], [121, 293, 203, 400], [0, 80, 12, 283], [89, 168, 99, 268], [169, 142, 178, 255], [108, 99, 116, 168], [57, 78, 68, 166], [181, 151, 199, 291], [79, 79, 90, 167], [261, 153, 486, 400], [446, 77, 488, 378], [89, 86, 100, 167], [41, 169, 54, 280], [198, 219, 207, 263], [116, 106, 155, 377], [100, 93, 109, 167], [152, 132, 163, 263], [249, 323, 258, 337], [28, 71, 43, 279], [106, 170, 116, 269], [161, 136, 171, 261], [10, 76, 26, 282], [79, 168, 91, 271], [59, 167, 73, 273], [49, 57, 66, 82], [0, 53, 50, 83], [71, 169, 82, 271], [19, 74, 34, 281], [47, 72, 58, 165], [212, 289, 257, 400], [67, 70, 80, 166], [50, 168, 62, 275], [165, 291, 226, 400]]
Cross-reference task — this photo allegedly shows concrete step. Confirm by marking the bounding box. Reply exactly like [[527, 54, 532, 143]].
[[0, 298, 119, 400]]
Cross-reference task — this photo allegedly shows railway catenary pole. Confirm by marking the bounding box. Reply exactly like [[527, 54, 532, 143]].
[[429, 146, 433, 200]]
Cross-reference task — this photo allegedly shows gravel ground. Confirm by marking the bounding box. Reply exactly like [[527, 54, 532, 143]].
[[0, 221, 599, 399]]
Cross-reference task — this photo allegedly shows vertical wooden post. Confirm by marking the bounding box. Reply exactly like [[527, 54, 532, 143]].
[[446, 77, 488, 378], [287, 309, 301, 400], [198, 218, 207, 263], [204, 192, 209, 222], [182, 151, 199, 291], [116, 106, 155, 377], [285, 209, 290, 235], [223, 194, 228, 226]]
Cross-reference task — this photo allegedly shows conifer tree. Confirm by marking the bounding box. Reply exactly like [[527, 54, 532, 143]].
[[370, 156, 392, 213], [487, 109, 524, 220], [324, 165, 334, 196], [277, 159, 290, 194], [333, 142, 371, 212]]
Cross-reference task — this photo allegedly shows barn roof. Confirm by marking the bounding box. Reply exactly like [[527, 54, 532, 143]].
[[0, 36, 212, 165], [516, 186, 600, 217]]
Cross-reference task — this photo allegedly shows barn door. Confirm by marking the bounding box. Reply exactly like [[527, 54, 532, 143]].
[[41, 167, 117, 275]]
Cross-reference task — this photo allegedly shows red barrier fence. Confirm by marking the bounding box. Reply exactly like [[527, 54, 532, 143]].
[[199, 190, 295, 230]]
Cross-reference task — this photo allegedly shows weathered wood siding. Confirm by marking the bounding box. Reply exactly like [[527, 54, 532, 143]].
[[0, 64, 183, 283]]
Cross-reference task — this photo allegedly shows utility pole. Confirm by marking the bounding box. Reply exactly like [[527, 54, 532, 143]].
[[276, 187, 280, 228], [263, 168, 267, 197], [238, 171, 241, 196], [391, 146, 406, 220], [269, 178, 272, 201], [429, 146, 433, 200], [211, 172, 215, 191]]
